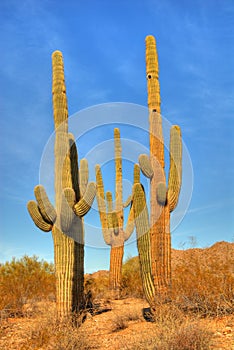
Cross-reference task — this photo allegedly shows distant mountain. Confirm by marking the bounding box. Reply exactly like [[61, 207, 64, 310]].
[[172, 241, 234, 271], [87, 241, 234, 278]]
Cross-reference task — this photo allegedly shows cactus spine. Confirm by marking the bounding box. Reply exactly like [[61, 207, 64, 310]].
[[134, 36, 182, 307], [27, 51, 96, 319], [96, 129, 139, 295]]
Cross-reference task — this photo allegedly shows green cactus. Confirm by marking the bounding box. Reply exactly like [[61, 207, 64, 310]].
[[27, 51, 96, 319], [133, 35, 182, 307], [95, 129, 139, 295]]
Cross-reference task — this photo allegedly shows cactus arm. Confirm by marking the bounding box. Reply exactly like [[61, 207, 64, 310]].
[[27, 200, 53, 232], [123, 163, 140, 241], [133, 183, 155, 306], [74, 182, 96, 217], [124, 204, 135, 241], [79, 159, 89, 197], [106, 191, 113, 212], [95, 165, 111, 245], [168, 125, 182, 212], [139, 154, 154, 179], [105, 191, 114, 241], [95, 164, 108, 227], [134, 163, 140, 183], [34, 185, 56, 224], [156, 182, 167, 206], [123, 195, 132, 208]]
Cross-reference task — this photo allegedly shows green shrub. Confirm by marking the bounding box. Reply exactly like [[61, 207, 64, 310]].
[[121, 256, 143, 298]]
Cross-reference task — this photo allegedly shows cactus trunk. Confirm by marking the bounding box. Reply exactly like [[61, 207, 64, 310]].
[[53, 229, 84, 317], [109, 245, 124, 294]]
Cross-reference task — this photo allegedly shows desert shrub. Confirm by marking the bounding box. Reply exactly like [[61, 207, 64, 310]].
[[0, 255, 55, 315], [111, 313, 128, 332], [120, 244, 234, 315], [166, 322, 213, 350], [130, 305, 213, 350], [172, 250, 234, 316], [121, 256, 143, 298]]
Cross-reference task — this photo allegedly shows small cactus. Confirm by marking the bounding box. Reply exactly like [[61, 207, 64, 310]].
[[27, 51, 96, 319], [95, 129, 139, 295]]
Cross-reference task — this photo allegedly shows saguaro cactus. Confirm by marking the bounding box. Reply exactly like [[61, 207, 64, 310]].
[[27, 51, 96, 319], [95, 128, 139, 294], [133, 35, 182, 307]]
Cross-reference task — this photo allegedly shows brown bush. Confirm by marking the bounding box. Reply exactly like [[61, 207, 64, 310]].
[[120, 243, 234, 316], [0, 255, 55, 316], [172, 248, 234, 316]]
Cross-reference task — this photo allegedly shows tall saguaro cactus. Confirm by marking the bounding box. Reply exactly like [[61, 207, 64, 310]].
[[95, 128, 139, 294], [27, 51, 96, 319], [133, 35, 182, 307]]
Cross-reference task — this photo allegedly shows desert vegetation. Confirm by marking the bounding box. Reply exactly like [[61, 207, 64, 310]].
[[0, 242, 233, 349]]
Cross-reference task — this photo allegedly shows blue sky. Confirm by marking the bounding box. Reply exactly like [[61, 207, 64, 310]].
[[0, 0, 233, 272]]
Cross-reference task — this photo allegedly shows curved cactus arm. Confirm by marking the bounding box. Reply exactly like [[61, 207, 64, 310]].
[[123, 195, 132, 208], [79, 159, 89, 197], [168, 125, 182, 212], [74, 182, 96, 217], [156, 182, 167, 206], [139, 154, 154, 179], [27, 200, 53, 232], [133, 183, 155, 306], [34, 185, 56, 224]]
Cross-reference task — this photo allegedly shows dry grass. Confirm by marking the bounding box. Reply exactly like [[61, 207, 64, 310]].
[[0, 303, 95, 350], [1, 299, 232, 349], [132, 321, 213, 350]]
